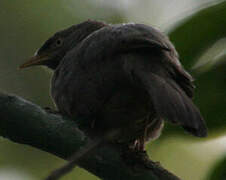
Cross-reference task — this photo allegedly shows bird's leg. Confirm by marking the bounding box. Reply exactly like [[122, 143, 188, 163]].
[[121, 142, 149, 173], [140, 137, 146, 151], [141, 115, 151, 151], [130, 140, 139, 150], [133, 137, 145, 152], [121, 115, 156, 172], [134, 115, 149, 151]]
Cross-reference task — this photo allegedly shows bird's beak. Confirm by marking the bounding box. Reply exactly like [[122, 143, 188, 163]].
[[19, 54, 50, 69]]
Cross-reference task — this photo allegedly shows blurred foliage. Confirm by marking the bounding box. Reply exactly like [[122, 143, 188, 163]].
[[169, 1, 226, 68], [208, 155, 226, 180], [0, 0, 226, 180], [165, 1, 226, 137]]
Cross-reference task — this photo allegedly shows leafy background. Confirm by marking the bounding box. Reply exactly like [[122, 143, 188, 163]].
[[0, 0, 225, 180]]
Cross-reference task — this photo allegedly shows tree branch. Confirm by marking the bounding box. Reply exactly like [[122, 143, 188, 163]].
[[0, 92, 180, 180]]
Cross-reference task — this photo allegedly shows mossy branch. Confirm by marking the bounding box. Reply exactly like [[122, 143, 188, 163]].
[[0, 92, 180, 180]]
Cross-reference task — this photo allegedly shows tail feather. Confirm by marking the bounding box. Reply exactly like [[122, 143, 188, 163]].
[[135, 71, 207, 137]]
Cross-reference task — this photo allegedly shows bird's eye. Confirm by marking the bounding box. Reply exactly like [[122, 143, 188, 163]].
[[55, 38, 63, 47]]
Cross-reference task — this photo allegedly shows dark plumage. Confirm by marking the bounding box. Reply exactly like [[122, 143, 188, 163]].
[[20, 20, 207, 150]]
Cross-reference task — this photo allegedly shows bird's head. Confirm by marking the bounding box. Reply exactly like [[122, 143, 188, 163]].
[[20, 20, 107, 70]]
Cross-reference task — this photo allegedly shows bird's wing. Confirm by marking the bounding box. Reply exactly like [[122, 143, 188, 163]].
[[74, 23, 207, 137], [131, 66, 207, 137], [78, 23, 193, 98]]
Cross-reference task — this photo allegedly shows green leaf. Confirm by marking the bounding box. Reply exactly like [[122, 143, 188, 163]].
[[208, 155, 226, 180], [169, 1, 226, 69], [165, 1, 226, 136]]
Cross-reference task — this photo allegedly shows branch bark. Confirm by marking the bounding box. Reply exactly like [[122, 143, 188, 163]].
[[0, 92, 180, 180]]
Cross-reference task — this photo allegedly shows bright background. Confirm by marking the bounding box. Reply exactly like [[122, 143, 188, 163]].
[[0, 0, 225, 180]]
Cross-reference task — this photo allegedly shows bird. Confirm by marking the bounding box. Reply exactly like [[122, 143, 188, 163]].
[[20, 19, 207, 151], [20, 19, 208, 180]]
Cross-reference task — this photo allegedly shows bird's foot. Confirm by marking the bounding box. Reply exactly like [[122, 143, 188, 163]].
[[120, 144, 149, 171], [44, 107, 60, 114], [121, 146, 162, 173], [131, 139, 145, 152], [122, 147, 148, 164]]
